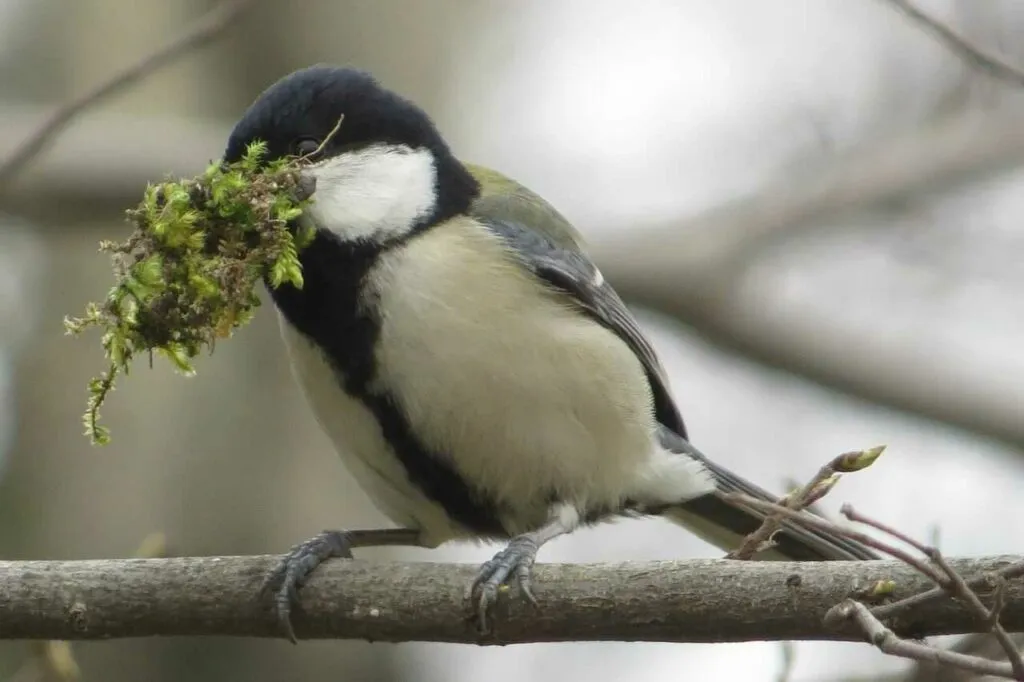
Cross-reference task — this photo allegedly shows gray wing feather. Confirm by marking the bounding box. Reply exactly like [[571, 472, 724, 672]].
[[482, 219, 688, 439]]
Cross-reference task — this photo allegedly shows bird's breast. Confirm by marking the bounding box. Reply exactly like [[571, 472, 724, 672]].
[[274, 217, 662, 541], [365, 218, 660, 532], [278, 316, 471, 546]]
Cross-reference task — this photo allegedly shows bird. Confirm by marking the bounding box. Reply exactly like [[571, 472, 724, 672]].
[[221, 64, 878, 642]]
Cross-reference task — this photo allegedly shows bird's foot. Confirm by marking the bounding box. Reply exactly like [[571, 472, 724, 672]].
[[467, 534, 540, 633], [261, 530, 354, 643]]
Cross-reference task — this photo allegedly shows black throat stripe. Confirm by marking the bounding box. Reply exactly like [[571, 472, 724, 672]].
[[267, 231, 507, 538]]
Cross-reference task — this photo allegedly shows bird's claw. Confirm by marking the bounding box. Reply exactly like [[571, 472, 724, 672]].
[[261, 530, 353, 643], [467, 534, 540, 633]]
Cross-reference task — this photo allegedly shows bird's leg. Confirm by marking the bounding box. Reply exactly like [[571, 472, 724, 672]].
[[262, 528, 422, 643], [468, 504, 580, 632]]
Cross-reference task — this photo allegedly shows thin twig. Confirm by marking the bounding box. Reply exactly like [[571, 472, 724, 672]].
[[0, 0, 255, 190], [729, 488, 1024, 676], [722, 494, 945, 582], [834, 599, 1017, 679], [797, 503, 1024, 679], [880, 0, 1024, 87], [907, 634, 1003, 682], [731, 494, 1024, 640], [872, 560, 1024, 620], [725, 463, 835, 559], [930, 550, 1024, 680], [841, 505, 936, 558], [840, 504, 1024, 679], [726, 446, 883, 560], [780, 476, 833, 520]]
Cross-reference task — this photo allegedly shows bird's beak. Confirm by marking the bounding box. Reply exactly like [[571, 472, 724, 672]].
[[295, 173, 317, 202]]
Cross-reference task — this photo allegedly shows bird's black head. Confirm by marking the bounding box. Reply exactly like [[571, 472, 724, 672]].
[[224, 65, 479, 234], [225, 66, 437, 165]]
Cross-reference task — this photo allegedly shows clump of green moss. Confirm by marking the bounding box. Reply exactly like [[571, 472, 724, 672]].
[[65, 139, 318, 445]]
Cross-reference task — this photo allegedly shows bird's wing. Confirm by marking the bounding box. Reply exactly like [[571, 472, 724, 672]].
[[475, 214, 689, 440], [465, 164, 687, 438]]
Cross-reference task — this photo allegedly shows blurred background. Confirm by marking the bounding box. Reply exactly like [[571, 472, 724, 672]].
[[2, 0, 1024, 680]]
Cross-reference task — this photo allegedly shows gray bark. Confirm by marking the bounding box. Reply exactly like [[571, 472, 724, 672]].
[[0, 555, 1020, 643]]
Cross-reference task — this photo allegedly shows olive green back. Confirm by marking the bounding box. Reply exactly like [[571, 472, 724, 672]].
[[465, 163, 586, 251]]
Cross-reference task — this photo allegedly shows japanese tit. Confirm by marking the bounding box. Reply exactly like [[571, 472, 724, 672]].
[[222, 65, 877, 640]]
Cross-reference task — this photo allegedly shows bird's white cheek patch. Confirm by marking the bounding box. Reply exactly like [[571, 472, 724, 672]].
[[303, 144, 437, 242]]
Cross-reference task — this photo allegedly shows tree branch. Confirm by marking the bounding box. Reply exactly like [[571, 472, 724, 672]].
[[2, 555, 1024, 643], [834, 599, 1019, 680], [880, 0, 1024, 88], [594, 104, 1024, 282], [603, 265, 1024, 450], [724, 493, 1024, 678], [589, 7, 1024, 452], [0, 0, 255, 192], [725, 446, 882, 560], [592, 105, 1024, 451]]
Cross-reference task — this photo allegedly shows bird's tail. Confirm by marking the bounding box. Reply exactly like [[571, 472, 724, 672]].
[[657, 427, 879, 561]]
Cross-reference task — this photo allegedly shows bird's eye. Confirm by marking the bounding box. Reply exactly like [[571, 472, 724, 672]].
[[294, 137, 322, 157]]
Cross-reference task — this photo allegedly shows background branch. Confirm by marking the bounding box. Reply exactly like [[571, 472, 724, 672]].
[[880, 0, 1024, 87], [586, 2, 1024, 453], [2, 555, 1023, 644], [592, 107, 1024, 451], [0, 0, 254, 191], [595, 105, 1024, 281]]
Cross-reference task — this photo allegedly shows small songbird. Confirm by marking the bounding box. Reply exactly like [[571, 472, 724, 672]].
[[222, 65, 877, 641]]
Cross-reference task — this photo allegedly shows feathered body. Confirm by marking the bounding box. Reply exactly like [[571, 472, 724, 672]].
[[222, 64, 877, 638]]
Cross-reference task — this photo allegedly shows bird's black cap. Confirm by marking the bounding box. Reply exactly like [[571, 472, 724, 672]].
[[225, 65, 450, 166], [223, 64, 479, 227]]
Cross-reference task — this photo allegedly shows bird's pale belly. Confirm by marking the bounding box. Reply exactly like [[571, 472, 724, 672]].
[[275, 221, 698, 545], [367, 224, 663, 535], [279, 317, 471, 547]]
